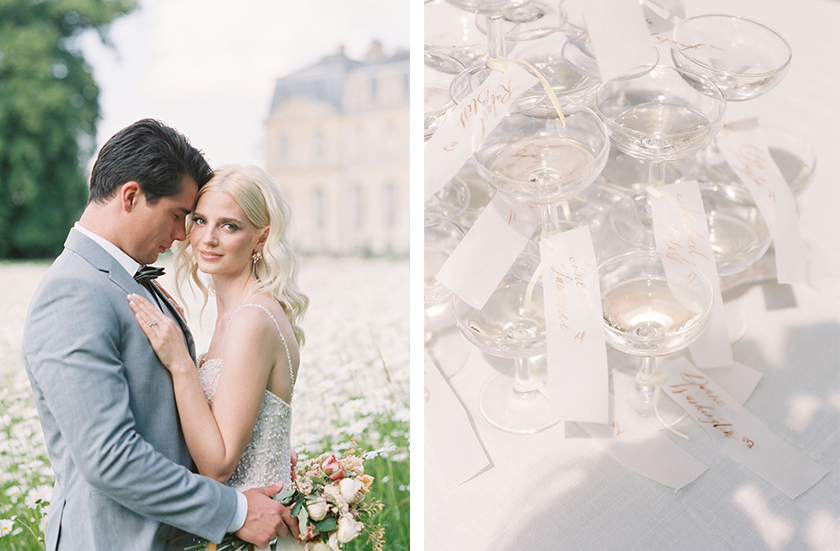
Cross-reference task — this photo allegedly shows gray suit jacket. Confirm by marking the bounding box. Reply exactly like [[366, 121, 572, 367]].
[[22, 229, 238, 550]]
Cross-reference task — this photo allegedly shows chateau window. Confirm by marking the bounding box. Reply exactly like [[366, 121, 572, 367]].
[[275, 134, 288, 163], [384, 183, 396, 228], [314, 188, 325, 229], [354, 185, 365, 228], [313, 131, 324, 161]]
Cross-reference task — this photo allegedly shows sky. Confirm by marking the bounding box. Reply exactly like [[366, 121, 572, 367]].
[[78, 0, 410, 170]]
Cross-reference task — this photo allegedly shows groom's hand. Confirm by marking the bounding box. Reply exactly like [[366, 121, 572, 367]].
[[236, 482, 300, 547]]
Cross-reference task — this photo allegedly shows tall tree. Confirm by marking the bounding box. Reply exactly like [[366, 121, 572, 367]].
[[0, 0, 136, 258]]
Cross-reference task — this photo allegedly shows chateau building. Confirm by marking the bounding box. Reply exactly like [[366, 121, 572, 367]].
[[265, 42, 409, 255]]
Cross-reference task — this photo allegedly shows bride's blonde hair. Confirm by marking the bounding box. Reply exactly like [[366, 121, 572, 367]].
[[175, 164, 308, 346]]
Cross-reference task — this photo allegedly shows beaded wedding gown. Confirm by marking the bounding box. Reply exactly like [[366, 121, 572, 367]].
[[197, 303, 304, 550]]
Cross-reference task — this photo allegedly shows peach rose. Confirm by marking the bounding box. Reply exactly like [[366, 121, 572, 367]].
[[339, 477, 365, 505], [336, 515, 364, 543], [306, 497, 330, 522]]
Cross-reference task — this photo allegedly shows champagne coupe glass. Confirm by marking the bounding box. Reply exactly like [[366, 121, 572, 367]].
[[699, 180, 770, 278], [473, 94, 610, 234], [425, 221, 470, 377], [696, 179, 770, 343], [599, 248, 714, 428], [445, 0, 530, 62], [511, 32, 602, 116], [670, 15, 791, 102], [671, 15, 795, 195], [445, 160, 497, 233], [426, 0, 494, 70], [452, 224, 576, 434], [560, 0, 673, 81], [425, 49, 467, 142], [561, 31, 658, 82], [594, 66, 726, 244], [474, 0, 568, 43], [425, 175, 471, 229]]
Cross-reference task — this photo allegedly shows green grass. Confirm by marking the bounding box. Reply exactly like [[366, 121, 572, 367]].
[[0, 382, 51, 549], [0, 381, 409, 550], [303, 417, 410, 551]]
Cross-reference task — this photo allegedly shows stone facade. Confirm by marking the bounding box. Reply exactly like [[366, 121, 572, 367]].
[[265, 43, 409, 255]]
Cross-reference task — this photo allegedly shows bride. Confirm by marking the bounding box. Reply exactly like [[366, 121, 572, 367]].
[[128, 164, 308, 549]]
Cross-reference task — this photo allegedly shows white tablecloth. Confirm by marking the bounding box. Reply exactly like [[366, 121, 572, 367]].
[[423, 0, 840, 549]]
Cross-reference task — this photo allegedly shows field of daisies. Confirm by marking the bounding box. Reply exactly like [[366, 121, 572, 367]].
[[0, 255, 409, 549]]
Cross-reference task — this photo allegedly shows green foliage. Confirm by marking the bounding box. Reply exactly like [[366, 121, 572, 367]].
[[0, 380, 410, 551], [305, 418, 410, 551], [0, 380, 53, 549], [0, 0, 137, 258]]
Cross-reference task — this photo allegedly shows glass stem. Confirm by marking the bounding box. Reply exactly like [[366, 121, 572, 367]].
[[540, 203, 561, 235], [513, 356, 534, 392], [486, 15, 506, 60], [637, 356, 657, 402], [648, 161, 665, 187], [640, 161, 667, 228]]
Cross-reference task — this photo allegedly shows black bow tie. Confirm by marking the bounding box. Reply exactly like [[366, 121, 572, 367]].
[[134, 265, 165, 285]]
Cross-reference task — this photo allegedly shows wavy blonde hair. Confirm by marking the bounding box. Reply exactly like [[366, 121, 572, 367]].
[[175, 164, 308, 346]]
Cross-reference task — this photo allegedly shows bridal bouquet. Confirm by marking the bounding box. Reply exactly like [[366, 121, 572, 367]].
[[188, 443, 384, 551], [275, 442, 384, 551]]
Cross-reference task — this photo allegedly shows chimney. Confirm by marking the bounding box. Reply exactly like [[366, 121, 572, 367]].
[[366, 40, 384, 62]]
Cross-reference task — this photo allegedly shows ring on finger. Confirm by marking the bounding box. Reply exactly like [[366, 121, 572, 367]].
[[149, 320, 158, 328]]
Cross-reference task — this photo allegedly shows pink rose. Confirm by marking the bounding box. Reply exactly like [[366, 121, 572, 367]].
[[321, 455, 346, 481]]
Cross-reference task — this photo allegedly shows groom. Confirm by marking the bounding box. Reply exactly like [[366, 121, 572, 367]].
[[22, 119, 297, 550]]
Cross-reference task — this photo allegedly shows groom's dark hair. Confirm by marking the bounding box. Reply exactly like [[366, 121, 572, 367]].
[[88, 118, 213, 205]]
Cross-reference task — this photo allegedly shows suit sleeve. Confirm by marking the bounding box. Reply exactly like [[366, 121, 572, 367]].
[[23, 273, 238, 542]]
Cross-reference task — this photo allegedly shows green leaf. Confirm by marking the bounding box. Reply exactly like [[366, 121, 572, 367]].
[[273, 486, 296, 505], [313, 516, 337, 534], [295, 502, 309, 530]]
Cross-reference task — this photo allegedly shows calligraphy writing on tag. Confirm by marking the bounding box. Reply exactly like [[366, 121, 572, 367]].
[[651, 181, 732, 367], [659, 193, 711, 264], [666, 369, 754, 449], [546, 253, 592, 334], [541, 226, 609, 424], [716, 125, 809, 284], [725, 143, 778, 201], [424, 63, 538, 200], [455, 79, 514, 141]]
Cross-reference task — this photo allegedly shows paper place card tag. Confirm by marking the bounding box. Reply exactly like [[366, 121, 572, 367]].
[[540, 226, 608, 423], [641, 0, 683, 35], [660, 357, 829, 498], [578, 397, 707, 489], [435, 195, 540, 310], [579, 0, 652, 81], [424, 351, 490, 488], [424, 63, 539, 200], [650, 181, 733, 367], [703, 362, 763, 406], [716, 123, 809, 285]]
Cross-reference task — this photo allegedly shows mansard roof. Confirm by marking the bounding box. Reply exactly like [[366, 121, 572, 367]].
[[269, 47, 410, 113]]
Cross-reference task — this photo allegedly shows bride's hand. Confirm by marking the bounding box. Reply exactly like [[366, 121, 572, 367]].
[[127, 294, 192, 373]]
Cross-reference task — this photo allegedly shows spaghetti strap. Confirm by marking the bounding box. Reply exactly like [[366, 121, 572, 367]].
[[228, 303, 295, 394]]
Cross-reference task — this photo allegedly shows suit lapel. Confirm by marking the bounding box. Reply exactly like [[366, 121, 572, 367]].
[[147, 282, 197, 362], [64, 228, 197, 362], [64, 228, 138, 295]]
